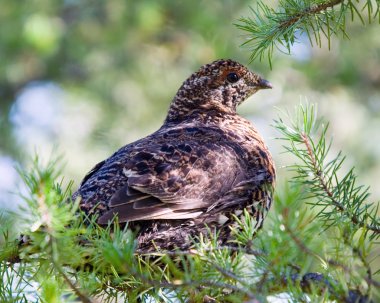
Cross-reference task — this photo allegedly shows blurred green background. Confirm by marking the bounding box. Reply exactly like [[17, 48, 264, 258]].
[[1, 0, 379, 211]]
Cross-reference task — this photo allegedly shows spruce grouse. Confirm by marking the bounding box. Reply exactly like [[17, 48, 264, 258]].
[[72, 59, 275, 252]]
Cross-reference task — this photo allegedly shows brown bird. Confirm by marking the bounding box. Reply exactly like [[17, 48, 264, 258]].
[[72, 59, 275, 252]]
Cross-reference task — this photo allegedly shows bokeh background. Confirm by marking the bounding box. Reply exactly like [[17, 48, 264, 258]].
[[1, 0, 379, 214]]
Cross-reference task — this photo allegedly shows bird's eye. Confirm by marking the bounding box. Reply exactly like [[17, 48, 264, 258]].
[[226, 72, 239, 83]]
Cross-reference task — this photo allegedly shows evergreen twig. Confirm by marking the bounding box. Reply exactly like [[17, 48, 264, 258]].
[[274, 104, 380, 239], [0, 105, 379, 301], [236, 0, 380, 65]]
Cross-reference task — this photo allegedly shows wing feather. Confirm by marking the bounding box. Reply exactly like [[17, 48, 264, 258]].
[[79, 126, 250, 224], [98, 200, 204, 224]]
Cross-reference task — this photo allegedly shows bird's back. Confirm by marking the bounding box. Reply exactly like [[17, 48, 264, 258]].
[[73, 59, 276, 251], [73, 112, 275, 250]]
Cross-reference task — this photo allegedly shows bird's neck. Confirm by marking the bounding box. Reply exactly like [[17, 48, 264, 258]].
[[164, 105, 252, 134], [165, 96, 236, 124]]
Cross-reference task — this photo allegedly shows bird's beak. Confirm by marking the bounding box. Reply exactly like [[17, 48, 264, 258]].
[[257, 78, 273, 89]]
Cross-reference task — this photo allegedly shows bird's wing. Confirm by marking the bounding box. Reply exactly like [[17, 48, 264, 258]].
[[97, 126, 246, 224], [79, 159, 106, 186]]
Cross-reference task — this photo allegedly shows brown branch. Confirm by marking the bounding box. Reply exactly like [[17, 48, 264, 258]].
[[280, 273, 373, 303], [53, 261, 94, 303], [6, 231, 380, 301], [279, 0, 344, 29], [301, 132, 380, 235], [48, 236, 93, 303], [108, 265, 260, 301], [283, 219, 380, 290], [346, 237, 374, 295]]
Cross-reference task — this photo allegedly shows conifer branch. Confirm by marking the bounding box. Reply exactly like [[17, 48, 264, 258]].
[[300, 132, 380, 235], [274, 104, 380, 239], [1, 105, 379, 301], [278, 0, 344, 29], [236, 0, 380, 65], [49, 235, 93, 303]]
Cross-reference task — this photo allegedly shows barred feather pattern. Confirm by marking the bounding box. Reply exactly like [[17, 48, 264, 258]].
[[72, 59, 275, 251]]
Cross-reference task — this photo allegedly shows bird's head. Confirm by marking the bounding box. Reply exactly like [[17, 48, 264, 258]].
[[166, 59, 272, 122]]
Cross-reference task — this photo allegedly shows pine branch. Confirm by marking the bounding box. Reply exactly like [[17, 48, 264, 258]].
[[236, 0, 380, 65], [261, 272, 374, 303], [300, 131, 380, 235], [284, 218, 380, 289], [1, 109, 379, 301], [274, 104, 380, 239], [50, 238, 93, 303], [276, 0, 344, 30]]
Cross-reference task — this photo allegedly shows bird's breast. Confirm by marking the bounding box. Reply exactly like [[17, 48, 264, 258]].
[[217, 116, 276, 183]]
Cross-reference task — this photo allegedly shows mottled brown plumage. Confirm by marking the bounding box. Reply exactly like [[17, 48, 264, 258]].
[[73, 59, 275, 251]]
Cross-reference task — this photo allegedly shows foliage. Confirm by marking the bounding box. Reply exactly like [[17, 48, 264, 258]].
[[0, 0, 253, 160], [1, 104, 379, 302], [237, 0, 380, 65], [274, 104, 380, 238], [1, 0, 379, 197], [1, 0, 380, 302]]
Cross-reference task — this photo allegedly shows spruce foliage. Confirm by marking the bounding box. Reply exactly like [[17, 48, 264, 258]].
[[1, 104, 378, 302], [236, 0, 380, 66], [1, 1, 380, 302]]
